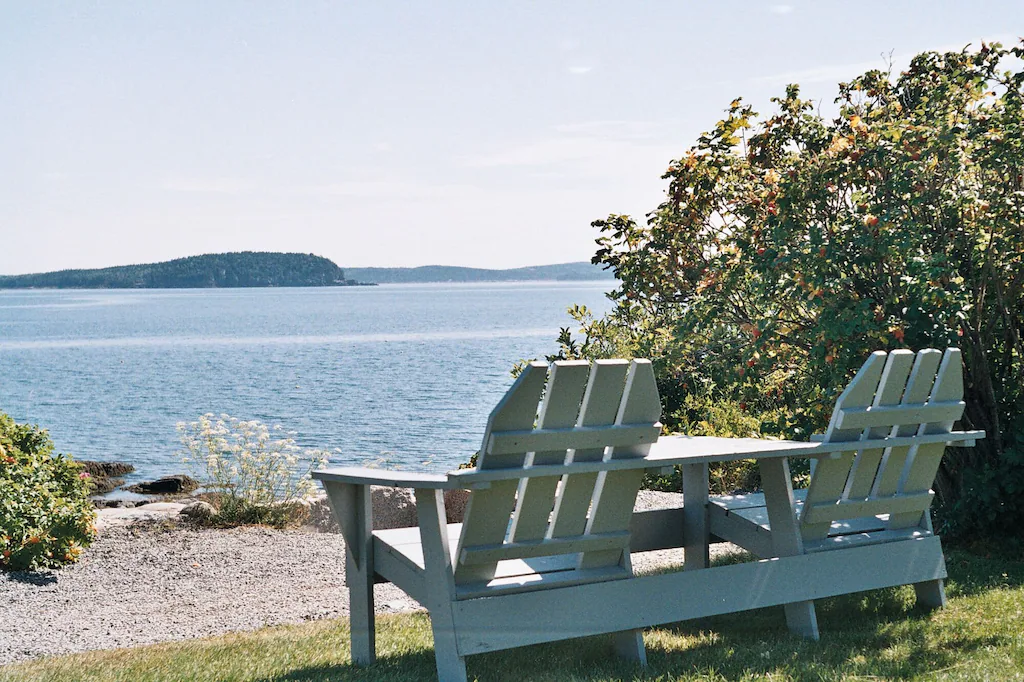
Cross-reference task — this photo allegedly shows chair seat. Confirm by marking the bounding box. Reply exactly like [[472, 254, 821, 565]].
[[711, 489, 889, 535], [374, 524, 631, 600], [708, 489, 934, 555]]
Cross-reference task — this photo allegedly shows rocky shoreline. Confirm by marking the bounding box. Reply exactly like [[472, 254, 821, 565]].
[[1, 490, 735, 665]]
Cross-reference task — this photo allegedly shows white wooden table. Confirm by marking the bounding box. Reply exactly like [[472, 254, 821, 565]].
[[637, 432, 982, 570]]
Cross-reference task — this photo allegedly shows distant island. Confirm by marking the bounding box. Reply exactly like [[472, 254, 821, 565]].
[[345, 262, 614, 283], [0, 252, 363, 289], [0, 253, 614, 289]]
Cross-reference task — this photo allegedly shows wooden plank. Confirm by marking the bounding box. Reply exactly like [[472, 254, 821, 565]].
[[761, 456, 818, 639], [835, 401, 965, 431], [447, 430, 985, 484], [803, 527, 932, 553], [476, 361, 549, 470], [891, 348, 964, 529], [844, 351, 915, 500], [314, 467, 455, 489], [373, 539, 428, 606], [581, 360, 661, 569], [629, 507, 687, 552], [802, 491, 934, 524], [707, 503, 774, 558], [454, 564, 630, 600], [415, 488, 467, 681], [460, 531, 630, 565], [803, 352, 888, 541], [549, 361, 631, 539], [873, 349, 943, 497], [510, 361, 591, 542], [322, 482, 376, 665], [452, 537, 947, 655], [488, 423, 661, 455], [455, 363, 548, 585], [682, 461, 709, 570]]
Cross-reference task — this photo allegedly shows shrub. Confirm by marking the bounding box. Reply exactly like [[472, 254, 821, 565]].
[[578, 42, 1024, 539], [0, 412, 96, 571], [178, 414, 328, 529]]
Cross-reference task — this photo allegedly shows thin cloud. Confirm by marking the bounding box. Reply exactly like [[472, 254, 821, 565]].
[[567, 65, 592, 75], [769, 4, 795, 14], [160, 177, 251, 194], [554, 120, 678, 140], [296, 180, 481, 202]]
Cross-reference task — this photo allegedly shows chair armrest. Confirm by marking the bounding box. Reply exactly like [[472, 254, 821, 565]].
[[312, 466, 456, 489], [809, 433, 826, 442]]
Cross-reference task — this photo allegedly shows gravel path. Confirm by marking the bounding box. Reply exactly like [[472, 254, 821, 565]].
[[0, 491, 736, 664], [0, 524, 417, 664]]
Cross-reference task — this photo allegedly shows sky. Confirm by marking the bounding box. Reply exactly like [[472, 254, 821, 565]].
[[1, 2, 1020, 275]]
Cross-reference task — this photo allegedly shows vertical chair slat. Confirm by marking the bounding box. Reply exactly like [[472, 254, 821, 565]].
[[580, 360, 662, 569], [548, 360, 631, 539], [873, 349, 943, 497], [890, 348, 964, 529], [509, 361, 591, 542], [845, 350, 915, 499], [801, 351, 887, 542], [455, 362, 547, 585]]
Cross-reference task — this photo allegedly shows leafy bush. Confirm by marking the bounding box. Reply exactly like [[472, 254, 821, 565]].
[[0, 412, 96, 571], [178, 414, 328, 528], [579, 42, 1024, 539]]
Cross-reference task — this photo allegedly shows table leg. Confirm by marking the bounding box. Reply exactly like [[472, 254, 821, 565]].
[[760, 457, 819, 640], [682, 462, 709, 570]]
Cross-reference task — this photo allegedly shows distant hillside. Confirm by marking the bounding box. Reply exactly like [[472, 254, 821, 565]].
[[0, 252, 356, 289], [344, 262, 614, 283]]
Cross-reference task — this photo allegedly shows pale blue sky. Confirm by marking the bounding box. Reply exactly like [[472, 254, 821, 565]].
[[1, 2, 1019, 274]]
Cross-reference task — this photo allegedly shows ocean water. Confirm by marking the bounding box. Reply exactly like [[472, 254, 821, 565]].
[[0, 282, 613, 483]]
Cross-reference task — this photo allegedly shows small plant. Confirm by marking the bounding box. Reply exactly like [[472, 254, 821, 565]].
[[178, 414, 329, 528], [0, 412, 96, 571]]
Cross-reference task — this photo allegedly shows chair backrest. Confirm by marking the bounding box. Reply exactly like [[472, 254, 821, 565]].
[[801, 348, 965, 543], [453, 359, 662, 588]]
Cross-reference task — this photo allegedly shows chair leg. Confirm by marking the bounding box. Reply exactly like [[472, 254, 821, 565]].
[[783, 601, 820, 640], [348, 561, 376, 665], [612, 629, 648, 666], [415, 488, 467, 682], [914, 578, 947, 609], [431, 624, 468, 682], [324, 482, 377, 666]]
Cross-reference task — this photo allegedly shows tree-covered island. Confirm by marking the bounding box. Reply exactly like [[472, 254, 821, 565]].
[[0, 252, 367, 289]]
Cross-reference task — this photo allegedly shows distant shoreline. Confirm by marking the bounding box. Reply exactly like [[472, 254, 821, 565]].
[[0, 253, 614, 289]]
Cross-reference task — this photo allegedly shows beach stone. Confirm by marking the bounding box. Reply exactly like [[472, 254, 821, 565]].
[[95, 502, 186, 530], [79, 460, 136, 478], [305, 486, 472, 532], [371, 487, 418, 529], [180, 501, 216, 522], [443, 488, 469, 523], [87, 476, 125, 495], [126, 474, 199, 495]]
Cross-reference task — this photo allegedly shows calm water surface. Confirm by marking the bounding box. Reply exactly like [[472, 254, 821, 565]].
[[0, 282, 612, 483]]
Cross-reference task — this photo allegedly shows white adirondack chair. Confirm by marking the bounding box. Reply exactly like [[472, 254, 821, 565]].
[[707, 348, 970, 639], [313, 359, 665, 681]]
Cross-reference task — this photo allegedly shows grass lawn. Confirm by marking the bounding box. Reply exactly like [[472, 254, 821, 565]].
[[2, 549, 1022, 682]]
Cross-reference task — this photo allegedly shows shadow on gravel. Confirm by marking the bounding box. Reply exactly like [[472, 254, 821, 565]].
[[2, 571, 57, 586]]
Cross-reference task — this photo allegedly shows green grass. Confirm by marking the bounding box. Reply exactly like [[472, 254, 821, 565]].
[[2, 550, 1022, 682]]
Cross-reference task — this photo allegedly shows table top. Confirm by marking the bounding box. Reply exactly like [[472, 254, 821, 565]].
[[315, 430, 985, 489], [646, 431, 983, 464]]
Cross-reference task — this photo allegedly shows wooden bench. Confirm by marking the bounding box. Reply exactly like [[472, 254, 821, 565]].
[[313, 350, 982, 680], [707, 348, 974, 639]]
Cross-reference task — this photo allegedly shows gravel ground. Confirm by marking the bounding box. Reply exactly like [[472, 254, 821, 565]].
[[0, 491, 737, 665], [0, 523, 417, 665]]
